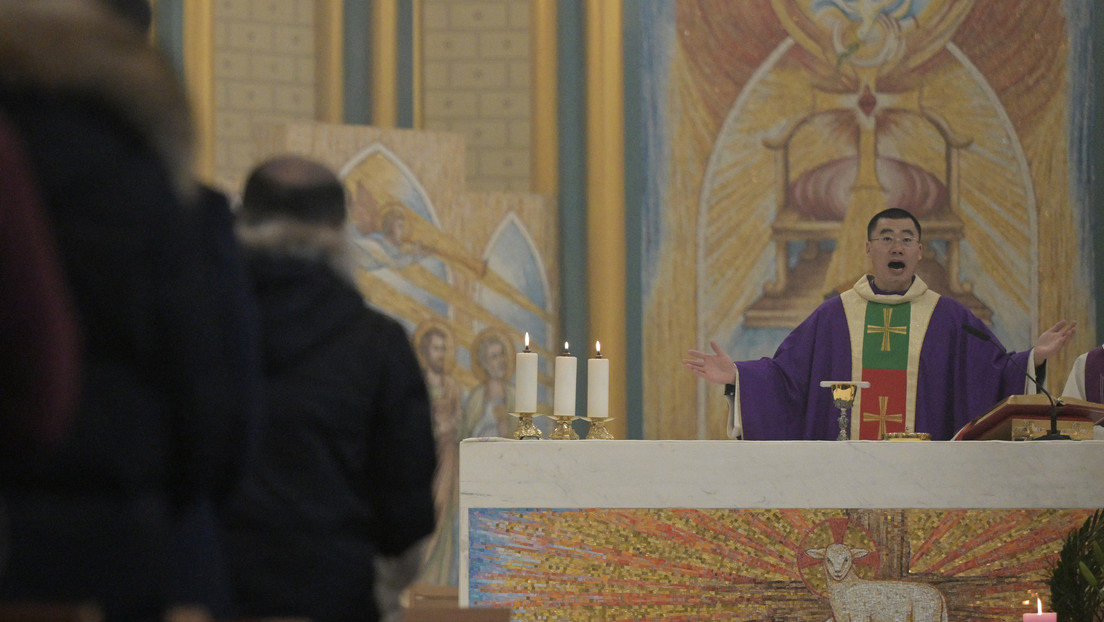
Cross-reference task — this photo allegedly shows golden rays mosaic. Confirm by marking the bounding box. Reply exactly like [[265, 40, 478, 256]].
[[467, 508, 1092, 621]]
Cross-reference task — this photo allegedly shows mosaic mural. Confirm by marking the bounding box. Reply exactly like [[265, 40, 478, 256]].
[[468, 507, 1091, 620], [640, 0, 1096, 440]]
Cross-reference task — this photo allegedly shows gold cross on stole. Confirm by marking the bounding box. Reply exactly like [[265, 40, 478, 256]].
[[863, 395, 903, 439], [867, 307, 907, 352]]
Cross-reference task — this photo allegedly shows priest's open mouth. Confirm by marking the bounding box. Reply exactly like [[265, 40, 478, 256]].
[[889, 261, 906, 269]]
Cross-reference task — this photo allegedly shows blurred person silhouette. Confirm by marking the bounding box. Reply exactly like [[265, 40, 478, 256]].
[[83, 0, 265, 614], [0, 1, 258, 620], [88, 0, 264, 617], [0, 109, 81, 457], [220, 154, 437, 622], [94, 0, 152, 33]]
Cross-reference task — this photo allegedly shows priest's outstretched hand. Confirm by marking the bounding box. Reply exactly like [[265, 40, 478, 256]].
[[684, 341, 738, 385], [1033, 320, 1077, 363]]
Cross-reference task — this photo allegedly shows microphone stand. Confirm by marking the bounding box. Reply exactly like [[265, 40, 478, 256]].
[[1036, 395, 1070, 441], [963, 325, 1070, 440]]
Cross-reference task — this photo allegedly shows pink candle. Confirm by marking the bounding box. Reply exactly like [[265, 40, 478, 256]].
[[1023, 598, 1056, 622]]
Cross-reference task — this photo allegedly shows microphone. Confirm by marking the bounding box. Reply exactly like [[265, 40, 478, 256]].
[[963, 324, 1069, 440]]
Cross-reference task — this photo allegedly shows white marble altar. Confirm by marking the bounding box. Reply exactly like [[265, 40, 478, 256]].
[[459, 439, 1104, 609]]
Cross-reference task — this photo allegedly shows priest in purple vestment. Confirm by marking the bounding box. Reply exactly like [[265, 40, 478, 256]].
[[1061, 345, 1104, 440], [684, 208, 1076, 441], [1062, 345, 1104, 404]]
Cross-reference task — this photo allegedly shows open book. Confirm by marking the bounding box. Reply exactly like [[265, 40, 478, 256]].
[[951, 394, 1104, 441]]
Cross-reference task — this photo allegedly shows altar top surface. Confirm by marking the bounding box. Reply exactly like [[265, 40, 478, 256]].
[[459, 438, 1104, 509]]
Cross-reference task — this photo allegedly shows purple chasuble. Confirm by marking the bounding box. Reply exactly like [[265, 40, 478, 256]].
[[734, 280, 1030, 441], [1085, 347, 1104, 404]]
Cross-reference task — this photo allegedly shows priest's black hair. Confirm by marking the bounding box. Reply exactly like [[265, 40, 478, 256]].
[[867, 207, 922, 240]]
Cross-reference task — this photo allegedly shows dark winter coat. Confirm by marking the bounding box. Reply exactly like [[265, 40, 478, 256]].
[[0, 3, 258, 619], [221, 223, 437, 622]]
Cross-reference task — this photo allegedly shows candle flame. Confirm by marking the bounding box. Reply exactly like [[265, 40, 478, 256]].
[[563, 341, 570, 355], [525, 332, 530, 347], [595, 340, 601, 355], [1037, 598, 1042, 615]]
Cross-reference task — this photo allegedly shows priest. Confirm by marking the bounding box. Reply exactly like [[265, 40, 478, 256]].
[[683, 208, 1076, 441], [1060, 345, 1104, 441], [1061, 344, 1104, 404]]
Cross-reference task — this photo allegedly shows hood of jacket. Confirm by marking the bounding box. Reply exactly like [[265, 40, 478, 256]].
[[0, 0, 194, 200], [237, 219, 365, 372]]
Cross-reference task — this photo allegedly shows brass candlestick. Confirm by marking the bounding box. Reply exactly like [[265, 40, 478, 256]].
[[548, 415, 580, 440], [819, 380, 869, 441], [583, 417, 615, 440], [508, 412, 542, 440]]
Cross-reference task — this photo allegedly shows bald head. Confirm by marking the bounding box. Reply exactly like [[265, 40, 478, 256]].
[[240, 155, 347, 228]]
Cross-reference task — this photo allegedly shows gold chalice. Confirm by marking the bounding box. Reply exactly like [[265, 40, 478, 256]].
[[819, 380, 870, 441]]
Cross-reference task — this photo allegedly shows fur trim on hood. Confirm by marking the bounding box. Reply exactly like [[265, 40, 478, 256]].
[[0, 0, 195, 200], [237, 219, 357, 283]]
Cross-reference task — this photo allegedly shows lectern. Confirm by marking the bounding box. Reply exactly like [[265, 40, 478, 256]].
[[952, 394, 1104, 440]]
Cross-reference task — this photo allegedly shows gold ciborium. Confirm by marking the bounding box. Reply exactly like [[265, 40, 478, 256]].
[[583, 417, 615, 440], [508, 412, 542, 440], [819, 380, 870, 441]]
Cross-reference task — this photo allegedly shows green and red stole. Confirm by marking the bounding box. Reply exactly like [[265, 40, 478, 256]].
[[840, 276, 940, 440]]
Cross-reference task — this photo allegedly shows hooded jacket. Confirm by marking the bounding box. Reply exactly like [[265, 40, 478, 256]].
[[222, 220, 437, 622], [0, 2, 257, 618]]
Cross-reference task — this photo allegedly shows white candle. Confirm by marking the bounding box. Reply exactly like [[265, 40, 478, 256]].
[[514, 332, 538, 413], [1023, 598, 1056, 622], [587, 341, 609, 418], [553, 342, 577, 416]]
